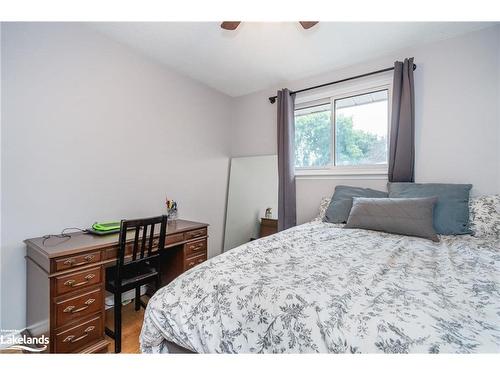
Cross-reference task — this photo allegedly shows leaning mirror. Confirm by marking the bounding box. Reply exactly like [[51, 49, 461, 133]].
[[223, 155, 278, 251]]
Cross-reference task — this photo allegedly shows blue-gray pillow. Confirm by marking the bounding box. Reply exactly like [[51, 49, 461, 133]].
[[324, 185, 388, 223], [345, 197, 439, 242], [388, 182, 472, 235]]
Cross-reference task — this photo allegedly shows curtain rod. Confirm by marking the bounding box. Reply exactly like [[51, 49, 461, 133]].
[[268, 63, 417, 104]]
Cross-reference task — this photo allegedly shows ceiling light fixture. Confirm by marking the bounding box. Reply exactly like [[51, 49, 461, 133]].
[[220, 22, 318, 31]]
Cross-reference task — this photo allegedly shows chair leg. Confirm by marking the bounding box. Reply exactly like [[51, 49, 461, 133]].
[[114, 291, 122, 353], [155, 275, 161, 291], [135, 287, 141, 311], [105, 327, 115, 339]]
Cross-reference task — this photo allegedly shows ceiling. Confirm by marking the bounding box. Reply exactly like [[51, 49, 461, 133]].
[[90, 22, 495, 97]]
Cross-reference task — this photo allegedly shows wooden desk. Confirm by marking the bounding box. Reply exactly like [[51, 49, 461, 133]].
[[24, 219, 209, 354]]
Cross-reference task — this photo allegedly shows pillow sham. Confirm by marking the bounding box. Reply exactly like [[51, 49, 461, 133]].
[[313, 197, 331, 222], [388, 182, 472, 235], [345, 197, 439, 242], [324, 185, 388, 224], [469, 194, 500, 238]]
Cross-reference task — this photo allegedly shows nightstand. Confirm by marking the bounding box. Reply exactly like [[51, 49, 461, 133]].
[[259, 218, 278, 238]]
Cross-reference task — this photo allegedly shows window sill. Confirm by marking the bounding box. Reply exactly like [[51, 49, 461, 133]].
[[295, 167, 388, 180]]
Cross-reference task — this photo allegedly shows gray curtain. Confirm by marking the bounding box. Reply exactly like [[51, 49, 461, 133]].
[[388, 57, 415, 182], [277, 89, 296, 231]]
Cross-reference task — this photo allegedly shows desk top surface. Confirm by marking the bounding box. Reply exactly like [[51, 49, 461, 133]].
[[25, 219, 208, 258]]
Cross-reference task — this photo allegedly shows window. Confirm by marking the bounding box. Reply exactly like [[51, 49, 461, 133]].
[[295, 104, 331, 168], [294, 86, 390, 175]]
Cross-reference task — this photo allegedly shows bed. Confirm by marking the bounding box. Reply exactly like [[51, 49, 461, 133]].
[[139, 218, 499, 353]]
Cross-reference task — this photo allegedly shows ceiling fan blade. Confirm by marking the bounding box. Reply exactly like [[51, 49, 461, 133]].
[[299, 21, 319, 30], [220, 22, 241, 31]]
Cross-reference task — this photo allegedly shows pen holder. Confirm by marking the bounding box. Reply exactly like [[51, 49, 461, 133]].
[[167, 208, 178, 222]]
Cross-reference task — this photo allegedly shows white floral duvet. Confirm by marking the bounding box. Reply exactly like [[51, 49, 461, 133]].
[[140, 222, 500, 353]]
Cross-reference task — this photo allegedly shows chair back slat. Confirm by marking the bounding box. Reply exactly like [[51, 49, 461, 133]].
[[132, 226, 140, 261], [148, 225, 155, 257], [140, 224, 148, 259], [116, 215, 168, 269]]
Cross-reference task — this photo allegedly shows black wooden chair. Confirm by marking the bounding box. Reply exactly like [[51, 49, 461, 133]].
[[105, 215, 168, 353]]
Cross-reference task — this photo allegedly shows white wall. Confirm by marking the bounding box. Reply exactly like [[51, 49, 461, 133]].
[[0, 23, 232, 330], [0, 24, 3, 328], [498, 30, 500, 192], [231, 25, 500, 224]]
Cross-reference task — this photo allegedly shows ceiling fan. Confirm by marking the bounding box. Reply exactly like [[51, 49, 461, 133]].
[[220, 22, 318, 31]]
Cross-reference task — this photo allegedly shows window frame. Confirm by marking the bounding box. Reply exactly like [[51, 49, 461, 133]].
[[294, 74, 393, 179]]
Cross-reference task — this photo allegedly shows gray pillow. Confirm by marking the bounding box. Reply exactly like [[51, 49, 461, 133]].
[[324, 185, 388, 223], [388, 182, 472, 235], [345, 197, 439, 242]]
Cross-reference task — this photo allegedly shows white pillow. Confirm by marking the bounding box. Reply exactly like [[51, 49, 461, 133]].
[[469, 195, 500, 238], [313, 197, 331, 222]]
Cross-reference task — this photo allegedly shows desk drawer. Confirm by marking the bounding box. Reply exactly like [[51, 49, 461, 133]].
[[55, 288, 102, 327], [184, 253, 207, 271], [184, 239, 207, 259], [185, 228, 207, 241], [166, 233, 184, 246], [55, 251, 101, 272], [54, 314, 102, 353], [104, 238, 161, 260], [104, 243, 134, 260], [55, 267, 101, 295]]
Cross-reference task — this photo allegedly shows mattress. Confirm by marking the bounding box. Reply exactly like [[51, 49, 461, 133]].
[[140, 222, 500, 353]]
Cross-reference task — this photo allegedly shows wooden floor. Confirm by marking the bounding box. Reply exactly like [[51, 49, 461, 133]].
[[105, 299, 146, 354]]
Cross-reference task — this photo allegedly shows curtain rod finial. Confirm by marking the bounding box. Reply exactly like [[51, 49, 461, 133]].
[[269, 97, 276, 104]]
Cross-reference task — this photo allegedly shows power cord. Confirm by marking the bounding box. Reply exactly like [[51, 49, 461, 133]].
[[42, 227, 88, 246]]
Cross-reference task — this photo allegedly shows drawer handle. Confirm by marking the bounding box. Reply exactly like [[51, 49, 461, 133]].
[[190, 230, 204, 238], [188, 258, 204, 268], [63, 259, 75, 266], [190, 244, 203, 251], [63, 298, 96, 314], [63, 255, 96, 267], [64, 274, 95, 287], [63, 326, 95, 343], [72, 255, 96, 267]]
